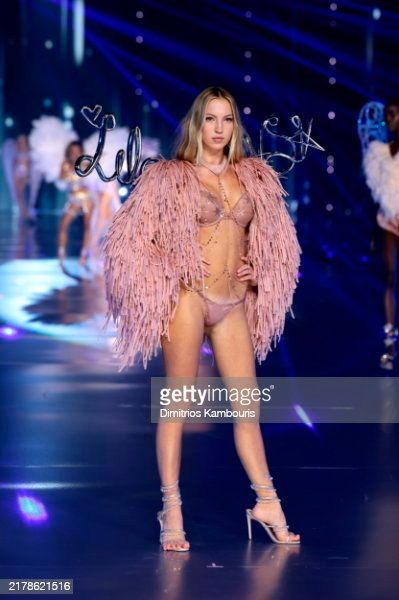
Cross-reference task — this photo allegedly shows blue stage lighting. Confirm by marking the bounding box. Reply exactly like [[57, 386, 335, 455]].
[[73, 0, 85, 66], [62, 104, 75, 119], [372, 8, 381, 20], [293, 405, 314, 429]]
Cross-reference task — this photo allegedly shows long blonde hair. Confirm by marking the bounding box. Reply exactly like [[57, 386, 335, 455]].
[[173, 86, 245, 164]]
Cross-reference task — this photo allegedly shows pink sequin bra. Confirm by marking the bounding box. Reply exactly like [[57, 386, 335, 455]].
[[198, 184, 254, 228]]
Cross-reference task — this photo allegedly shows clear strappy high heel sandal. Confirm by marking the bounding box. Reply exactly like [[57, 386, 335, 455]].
[[246, 476, 301, 545], [157, 480, 190, 552]]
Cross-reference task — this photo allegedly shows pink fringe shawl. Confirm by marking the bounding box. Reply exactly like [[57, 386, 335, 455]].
[[102, 157, 301, 371]]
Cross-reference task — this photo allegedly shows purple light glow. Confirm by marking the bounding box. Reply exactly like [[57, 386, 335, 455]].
[[0, 325, 20, 339], [17, 494, 48, 524], [201, 342, 213, 356]]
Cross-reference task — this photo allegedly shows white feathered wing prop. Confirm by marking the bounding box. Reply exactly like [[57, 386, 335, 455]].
[[363, 140, 399, 220], [29, 116, 79, 183]]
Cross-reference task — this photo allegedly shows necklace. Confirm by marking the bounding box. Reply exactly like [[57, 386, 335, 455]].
[[199, 156, 228, 175], [199, 160, 236, 213]]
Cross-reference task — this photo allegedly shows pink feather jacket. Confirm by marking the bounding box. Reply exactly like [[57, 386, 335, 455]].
[[102, 157, 301, 370]]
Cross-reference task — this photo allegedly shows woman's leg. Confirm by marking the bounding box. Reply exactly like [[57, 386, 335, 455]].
[[58, 206, 80, 262], [381, 231, 399, 367], [80, 203, 94, 264], [14, 176, 29, 219], [208, 303, 300, 542], [157, 289, 205, 550], [90, 193, 108, 250], [382, 230, 398, 326]]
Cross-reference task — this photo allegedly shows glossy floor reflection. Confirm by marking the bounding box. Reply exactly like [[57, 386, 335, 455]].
[[0, 212, 398, 600]]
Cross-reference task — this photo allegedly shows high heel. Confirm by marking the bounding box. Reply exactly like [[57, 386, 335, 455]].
[[380, 323, 398, 370], [380, 351, 396, 370], [157, 480, 190, 552], [246, 476, 301, 545], [58, 246, 66, 268], [79, 247, 90, 267]]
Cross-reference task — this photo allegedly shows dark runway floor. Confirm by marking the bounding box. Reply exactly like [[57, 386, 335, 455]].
[[0, 211, 398, 600]]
